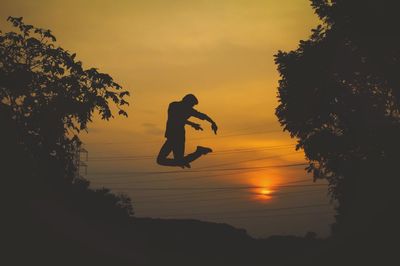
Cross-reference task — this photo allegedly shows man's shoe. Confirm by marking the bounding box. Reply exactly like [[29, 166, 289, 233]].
[[196, 146, 213, 155], [183, 161, 191, 168]]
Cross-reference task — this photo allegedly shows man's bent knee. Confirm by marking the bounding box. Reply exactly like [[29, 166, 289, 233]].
[[157, 155, 166, 165]]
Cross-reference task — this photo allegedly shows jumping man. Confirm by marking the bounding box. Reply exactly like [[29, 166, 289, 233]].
[[157, 94, 218, 168]]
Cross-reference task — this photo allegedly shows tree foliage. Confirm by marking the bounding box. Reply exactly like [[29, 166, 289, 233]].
[[275, 0, 400, 234], [0, 17, 129, 179]]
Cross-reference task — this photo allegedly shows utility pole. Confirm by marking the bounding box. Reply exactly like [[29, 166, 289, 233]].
[[74, 142, 89, 178]]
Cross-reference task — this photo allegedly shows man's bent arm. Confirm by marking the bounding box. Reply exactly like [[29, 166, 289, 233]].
[[192, 111, 218, 134]]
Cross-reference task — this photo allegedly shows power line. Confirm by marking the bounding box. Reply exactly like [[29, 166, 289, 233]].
[[89, 160, 309, 185], [89, 169, 242, 181], [113, 187, 245, 200], [132, 189, 327, 205], [89, 171, 314, 185], [104, 183, 326, 191], [88, 144, 295, 161], [156, 203, 331, 218], [88, 162, 309, 177], [85, 128, 284, 146], [93, 181, 322, 199], [103, 183, 328, 202], [92, 176, 320, 188], [189, 129, 282, 140], [201, 211, 334, 220], [196, 152, 300, 170]]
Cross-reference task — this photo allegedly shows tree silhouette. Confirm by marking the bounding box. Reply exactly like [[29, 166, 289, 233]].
[[1, 16, 129, 182], [275, 0, 400, 236]]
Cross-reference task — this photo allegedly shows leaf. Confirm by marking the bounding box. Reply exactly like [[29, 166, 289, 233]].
[[120, 91, 130, 97], [118, 110, 128, 117], [120, 99, 129, 106]]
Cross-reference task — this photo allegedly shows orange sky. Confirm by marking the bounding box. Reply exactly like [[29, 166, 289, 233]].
[[1, 0, 334, 237]]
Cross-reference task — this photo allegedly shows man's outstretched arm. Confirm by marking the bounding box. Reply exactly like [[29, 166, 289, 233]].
[[192, 111, 218, 134]]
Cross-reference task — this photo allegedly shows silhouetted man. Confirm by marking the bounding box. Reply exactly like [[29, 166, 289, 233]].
[[157, 94, 218, 168]]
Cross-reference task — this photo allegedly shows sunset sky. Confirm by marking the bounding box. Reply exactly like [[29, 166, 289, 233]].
[[1, 0, 334, 237]]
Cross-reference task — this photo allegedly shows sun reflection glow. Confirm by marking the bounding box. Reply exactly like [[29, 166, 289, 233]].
[[261, 189, 273, 196], [255, 188, 274, 201], [244, 169, 286, 202]]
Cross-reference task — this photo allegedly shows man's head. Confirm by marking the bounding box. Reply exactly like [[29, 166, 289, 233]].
[[182, 94, 198, 107]]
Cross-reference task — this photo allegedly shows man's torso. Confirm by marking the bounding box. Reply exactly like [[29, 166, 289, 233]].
[[165, 101, 195, 139]]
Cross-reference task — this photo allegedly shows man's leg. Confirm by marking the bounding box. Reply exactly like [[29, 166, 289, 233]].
[[171, 137, 190, 168], [184, 146, 213, 164], [156, 139, 177, 166], [157, 138, 210, 167]]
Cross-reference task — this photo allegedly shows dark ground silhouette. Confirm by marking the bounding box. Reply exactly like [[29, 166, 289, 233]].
[[3, 189, 327, 266], [157, 94, 217, 168]]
